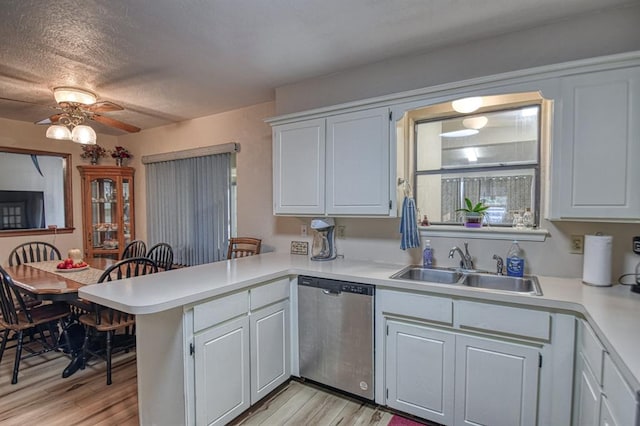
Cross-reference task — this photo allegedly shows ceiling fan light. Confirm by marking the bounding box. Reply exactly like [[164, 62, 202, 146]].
[[462, 116, 488, 130], [71, 125, 97, 144], [53, 87, 97, 105], [46, 125, 72, 140], [452, 97, 483, 113]]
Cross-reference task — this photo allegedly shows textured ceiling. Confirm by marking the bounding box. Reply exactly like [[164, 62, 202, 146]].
[[0, 0, 633, 135]]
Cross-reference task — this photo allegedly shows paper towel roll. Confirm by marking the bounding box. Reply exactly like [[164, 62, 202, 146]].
[[582, 234, 613, 287]]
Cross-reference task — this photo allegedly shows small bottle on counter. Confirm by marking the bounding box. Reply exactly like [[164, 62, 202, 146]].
[[522, 208, 534, 229], [506, 240, 525, 277], [423, 239, 433, 268]]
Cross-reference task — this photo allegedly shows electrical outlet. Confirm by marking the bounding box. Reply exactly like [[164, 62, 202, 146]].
[[570, 235, 584, 254], [336, 225, 346, 239], [633, 236, 640, 255], [301, 224, 307, 237]]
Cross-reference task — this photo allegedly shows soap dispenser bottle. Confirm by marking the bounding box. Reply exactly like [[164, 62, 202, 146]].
[[423, 239, 433, 268], [506, 240, 525, 277]]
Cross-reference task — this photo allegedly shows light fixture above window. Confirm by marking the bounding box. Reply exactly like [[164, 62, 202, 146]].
[[452, 97, 483, 113], [53, 87, 97, 105]]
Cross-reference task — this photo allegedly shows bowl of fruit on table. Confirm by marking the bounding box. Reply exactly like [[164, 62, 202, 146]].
[[56, 258, 89, 272]]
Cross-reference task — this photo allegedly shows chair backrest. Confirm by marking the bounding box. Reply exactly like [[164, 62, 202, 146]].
[[121, 240, 147, 260], [227, 237, 262, 259], [98, 257, 159, 283], [146, 243, 174, 270], [0, 266, 31, 327], [8, 242, 61, 266]]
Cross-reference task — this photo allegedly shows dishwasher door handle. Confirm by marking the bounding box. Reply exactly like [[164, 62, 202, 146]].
[[322, 289, 341, 296]]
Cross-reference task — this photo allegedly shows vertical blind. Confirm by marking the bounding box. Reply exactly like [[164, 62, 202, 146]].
[[146, 153, 231, 266]]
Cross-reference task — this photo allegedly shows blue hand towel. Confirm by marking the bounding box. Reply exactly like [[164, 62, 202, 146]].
[[400, 196, 420, 250]]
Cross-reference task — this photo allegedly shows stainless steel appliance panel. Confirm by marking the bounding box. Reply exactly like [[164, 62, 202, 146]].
[[298, 276, 374, 400]]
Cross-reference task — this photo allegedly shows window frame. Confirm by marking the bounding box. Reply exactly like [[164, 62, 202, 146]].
[[412, 103, 543, 228]]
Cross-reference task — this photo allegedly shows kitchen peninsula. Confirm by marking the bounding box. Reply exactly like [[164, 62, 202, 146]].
[[79, 253, 640, 425]]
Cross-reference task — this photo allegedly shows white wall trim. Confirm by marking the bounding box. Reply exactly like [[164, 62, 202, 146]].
[[141, 142, 240, 164]]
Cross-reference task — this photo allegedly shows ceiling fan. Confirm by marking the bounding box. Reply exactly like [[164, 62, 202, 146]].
[[1, 87, 140, 144]]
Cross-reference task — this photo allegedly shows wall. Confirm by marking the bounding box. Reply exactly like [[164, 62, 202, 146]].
[[275, 3, 640, 114], [0, 117, 119, 266], [118, 102, 276, 251]]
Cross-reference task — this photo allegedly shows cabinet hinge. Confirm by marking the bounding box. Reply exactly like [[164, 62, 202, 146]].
[[389, 111, 392, 121], [386, 324, 389, 336], [538, 353, 542, 368], [389, 200, 392, 210], [190, 342, 195, 356], [386, 388, 389, 399]]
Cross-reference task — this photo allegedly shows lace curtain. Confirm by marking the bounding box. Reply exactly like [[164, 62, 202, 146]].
[[441, 175, 533, 224]]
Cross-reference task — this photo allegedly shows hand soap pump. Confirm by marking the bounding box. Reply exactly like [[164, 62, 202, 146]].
[[423, 239, 433, 268], [506, 240, 525, 277]]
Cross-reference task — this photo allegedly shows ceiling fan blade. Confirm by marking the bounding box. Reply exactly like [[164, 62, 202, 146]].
[[91, 114, 141, 133], [84, 101, 124, 113], [35, 114, 63, 125]]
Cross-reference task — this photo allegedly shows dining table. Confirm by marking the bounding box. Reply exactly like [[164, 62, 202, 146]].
[[6, 257, 117, 377]]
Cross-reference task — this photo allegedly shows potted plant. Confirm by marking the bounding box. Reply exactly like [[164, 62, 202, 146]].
[[456, 197, 489, 228], [80, 144, 107, 165], [110, 146, 131, 166]]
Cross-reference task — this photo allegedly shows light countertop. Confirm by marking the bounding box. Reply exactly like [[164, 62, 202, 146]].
[[79, 252, 640, 392]]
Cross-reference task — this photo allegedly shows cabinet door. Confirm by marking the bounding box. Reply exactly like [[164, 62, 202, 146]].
[[454, 335, 539, 426], [385, 320, 455, 425], [326, 107, 391, 215], [551, 67, 640, 220], [273, 119, 325, 215], [250, 300, 290, 404], [599, 396, 619, 426], [194, 315, 250, 426], [574, 353, 601, 426]]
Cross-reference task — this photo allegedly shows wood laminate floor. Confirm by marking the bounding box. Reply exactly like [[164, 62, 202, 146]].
[[1, 341, 431, 426]]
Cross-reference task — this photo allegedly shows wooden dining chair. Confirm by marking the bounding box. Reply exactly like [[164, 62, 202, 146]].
[[226, 237, 262, 259], [8, 241, 62, 266], [121, 240, 147, 260], [79, 257, 158, 385], [0, 265, 70, 384], [146, 243, 174, 271]]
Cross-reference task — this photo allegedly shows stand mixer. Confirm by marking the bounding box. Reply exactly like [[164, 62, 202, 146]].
[[310, 218, 337, 261]]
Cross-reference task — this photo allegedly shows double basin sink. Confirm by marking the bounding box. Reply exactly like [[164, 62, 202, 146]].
[[390, 265, 542, 296]]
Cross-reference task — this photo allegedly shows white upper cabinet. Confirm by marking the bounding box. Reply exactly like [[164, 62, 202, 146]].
[[273, 118, 325, 215], [550, 66, 640, 220], [272, 107, 393, 216], [326, 107, 391, 215]]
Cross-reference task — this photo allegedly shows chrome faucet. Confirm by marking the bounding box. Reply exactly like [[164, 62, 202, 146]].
[[492, 254, 504, 275], [449, 242, 474, 270]]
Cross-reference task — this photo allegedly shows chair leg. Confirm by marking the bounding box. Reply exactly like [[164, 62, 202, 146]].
[[106, 331, 112, 385], [0, 329, 9, 364], [12, 330, 24, 384], [81, 325, 91, 368]]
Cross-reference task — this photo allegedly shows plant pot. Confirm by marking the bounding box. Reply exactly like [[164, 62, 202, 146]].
[[464, 213, 483, 228], [115, 157, 123, 166]]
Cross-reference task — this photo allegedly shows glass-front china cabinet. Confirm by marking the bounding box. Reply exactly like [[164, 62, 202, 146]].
[[78, 166, 135, 259]]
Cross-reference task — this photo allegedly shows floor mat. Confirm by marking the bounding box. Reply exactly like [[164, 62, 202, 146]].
[[387, 414, 430, 426]]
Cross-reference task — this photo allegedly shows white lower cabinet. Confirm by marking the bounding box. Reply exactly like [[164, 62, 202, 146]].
[[454, 335, 539, 426], [574, 353, 601, 426], [194, 315, 251, 426], [189, 278, 291, 425], [250, 299, 290, 404], [385, 320, 455, 424]]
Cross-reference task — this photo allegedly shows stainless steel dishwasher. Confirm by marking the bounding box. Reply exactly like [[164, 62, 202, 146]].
[[298, 275, 374, 400]]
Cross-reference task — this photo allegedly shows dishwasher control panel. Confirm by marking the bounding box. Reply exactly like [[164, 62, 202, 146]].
[[298, 275, 375, 295]]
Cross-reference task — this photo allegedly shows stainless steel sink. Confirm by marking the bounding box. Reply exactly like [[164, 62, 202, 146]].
[[462, 273, 542, 296], [390, 266, 542, 296], [390, 266, 464, 284]]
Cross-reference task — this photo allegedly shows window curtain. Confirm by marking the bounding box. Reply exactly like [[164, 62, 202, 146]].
[[146, 153, 231, 266], [440, 175, 532, 223]]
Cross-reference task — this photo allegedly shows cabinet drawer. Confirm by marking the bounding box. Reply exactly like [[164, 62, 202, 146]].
[[193, 290, 249, 332], [378, 289, 453, 324], [250, 278, 290, 310], [602, 353, 637, 426], [578, 320, 605, 384], [455, 300, 550, 341]]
